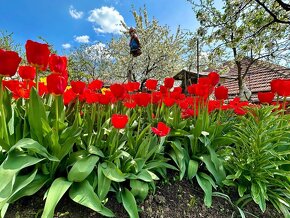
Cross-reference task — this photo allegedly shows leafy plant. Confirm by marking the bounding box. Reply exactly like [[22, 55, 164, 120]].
[[166, 102, 233, 207], [222, 106, 290, 217]]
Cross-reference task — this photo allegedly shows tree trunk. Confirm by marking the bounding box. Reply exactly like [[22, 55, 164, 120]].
[[236, 61, 243, 96]]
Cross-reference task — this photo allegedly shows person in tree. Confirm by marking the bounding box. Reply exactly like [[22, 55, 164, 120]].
[[129, 27, 141, 57]]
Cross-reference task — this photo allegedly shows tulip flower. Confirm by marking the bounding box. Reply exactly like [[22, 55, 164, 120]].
[[88, 79, 103, 91], [71, 80, 86, 95], [126, 81, 140, 92], [276, 79, 290, 97], [47, 73, 67, 95], [0, 49, 22, 77], [164, 77, 174, 89], [257, 92, 274, 104], [110, 83, 126, 100], [270, 78, 282, 94], [145, 79, 158, 91], [18, 66, 36, 80], [214, 86, 228, 100], [151, 122, 171, 137], [25, 40, 50, 71], [49, 54, 67, 74], [163, 97, 175, 107], [111, 114, 129, 129], [208, 71, 220, 86], [133, 92, 151, 107]]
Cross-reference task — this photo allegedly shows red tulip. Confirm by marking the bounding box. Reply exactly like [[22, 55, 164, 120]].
[[22, 80, 36, 90], [178, 99, 190, 109], [99, 91, 113, 105], [83, 89, 99, 104], [163, 97, 175, 107], [123, 100, 137, 109], [257, 92, 274, 104], [151, 122, 170, 137], [133, 92, 151, 107], [228, 97, 249, 115], [208, 100, 221, 113], [47, 73, 67, 95], [126, 81, 140, 92], [270, 79, 282, 94], [88, 79, 103, 91], [234, 107, 247, 115], [198, 77, 211, 85], [49, 54, 67, 74], [2, 80, 20, 93], [38, 82, 48, 96], [214, 86, 228, 100], [181, 108, 197, 119], [111, 114, 128, 129], [14, 87, 30, 99], [63, 88, 77, 105], [173, 87, 182, 94], [25, 40, 50, 71], [145, 79, 158, 90], [159, 85, 168, 95], [276, 79, 290, 97], [110, 83, 126, 99], [187, 84, 197, 95], [0, 49, 22, 77], [152, 91, 162, 105], [164, 77, 174, 89], [71, 80, 86, 95], [18, 66, 36, 80], [208, 72, 220, 86], [195, 83, 211, 99]]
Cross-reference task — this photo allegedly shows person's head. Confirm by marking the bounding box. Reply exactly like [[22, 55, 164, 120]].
[[129, 27, 136, 36]]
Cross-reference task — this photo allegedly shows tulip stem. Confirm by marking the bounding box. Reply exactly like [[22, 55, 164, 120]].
[[137, 108, 142, 136], [36, 68, 39, 92], [55, 95, 59, 135], [0, 77, 9, 146], [283, 96, 287, 114]]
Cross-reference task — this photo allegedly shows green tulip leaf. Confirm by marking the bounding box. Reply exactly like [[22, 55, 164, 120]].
[[196, 173, 213, 208], [187, 159, 199, 179], [101, 162, 126, 182], [98, 164, 111, 201], [121, 188, 139, 218], [41, 178, 72, 218], [130, 180, 149, 202], [9, 138, 58, 161], [68, 155, 99, 182], [69, 180, 115, 217]]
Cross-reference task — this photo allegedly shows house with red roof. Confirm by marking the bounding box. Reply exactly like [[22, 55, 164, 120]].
[[174, 57, 290, 101]]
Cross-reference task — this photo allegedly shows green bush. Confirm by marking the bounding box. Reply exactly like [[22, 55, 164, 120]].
[[221, 106, 290, 217]]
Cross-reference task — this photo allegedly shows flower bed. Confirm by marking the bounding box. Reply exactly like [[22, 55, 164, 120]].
[[0, 40, 289, 218]]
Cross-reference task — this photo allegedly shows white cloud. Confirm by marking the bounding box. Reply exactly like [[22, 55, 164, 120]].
[[74, 35, 90, 43], [88, 6, 126, 34], [69, 5, 83, 19], [62, 43, 71, 49]]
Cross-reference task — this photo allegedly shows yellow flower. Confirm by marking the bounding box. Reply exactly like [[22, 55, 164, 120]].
[[40, 77, 47, 85], [101, 88, 110, 95]]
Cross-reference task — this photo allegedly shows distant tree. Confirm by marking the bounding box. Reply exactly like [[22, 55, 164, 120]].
[[107, 7, 186, 88], [188, 0, 290, 99], [0, 30, 23, 55], [182, 29, 210, 73], [68, 43, 111, 82]]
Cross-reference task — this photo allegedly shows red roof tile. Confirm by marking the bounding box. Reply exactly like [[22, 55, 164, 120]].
[[218, 58, 290, 97]]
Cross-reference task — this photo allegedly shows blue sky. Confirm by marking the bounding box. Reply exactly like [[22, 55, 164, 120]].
[[0, 0, 198, 54]]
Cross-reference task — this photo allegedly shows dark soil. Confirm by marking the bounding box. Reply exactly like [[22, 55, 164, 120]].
[[5, 179, 282, 218]]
